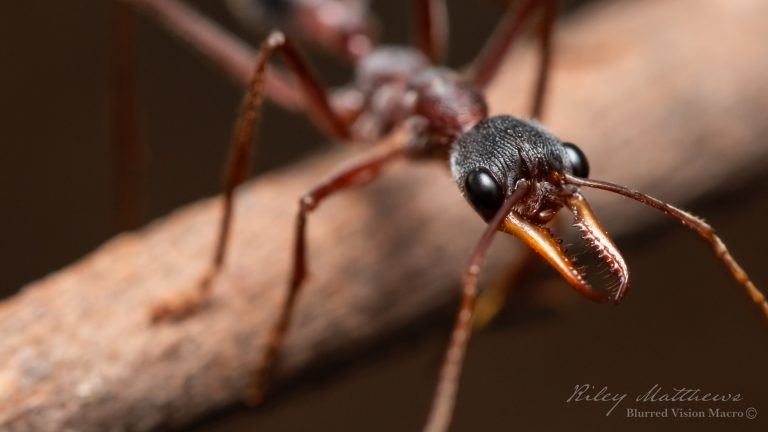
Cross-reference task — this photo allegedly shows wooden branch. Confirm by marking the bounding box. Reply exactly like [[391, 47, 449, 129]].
[[3, 0, 768, 430]]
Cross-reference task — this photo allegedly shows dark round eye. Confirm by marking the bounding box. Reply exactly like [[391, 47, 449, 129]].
[[465, 167, 504, 220], [563, 142, 590, 178]]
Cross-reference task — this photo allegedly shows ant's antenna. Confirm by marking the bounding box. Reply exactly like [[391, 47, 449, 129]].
[[565, 174, 768, 318]]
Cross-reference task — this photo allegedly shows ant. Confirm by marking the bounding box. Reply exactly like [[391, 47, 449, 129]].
[[127, 0, 766, 431]]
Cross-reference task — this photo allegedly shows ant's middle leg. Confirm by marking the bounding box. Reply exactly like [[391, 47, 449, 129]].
[[247, 140, 407, 404], [150, 31, 351, 322]]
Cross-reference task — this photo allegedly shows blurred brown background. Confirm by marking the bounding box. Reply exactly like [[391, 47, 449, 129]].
[[0, 1, 766, 431]]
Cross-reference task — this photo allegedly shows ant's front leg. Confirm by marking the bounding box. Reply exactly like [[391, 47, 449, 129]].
[[150, 31, 351, 322], [247, 138, 407, 404], [425, 181, 530, 432]]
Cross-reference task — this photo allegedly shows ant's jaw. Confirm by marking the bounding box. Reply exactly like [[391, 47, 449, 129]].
[[500, 191, 631, 304], [500, 210, 611, 303], [565, 193, 630, 304]]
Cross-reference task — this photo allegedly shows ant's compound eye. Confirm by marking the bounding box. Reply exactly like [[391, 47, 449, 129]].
[[465, 167, 505, 219], [563, 142, 590, 178]]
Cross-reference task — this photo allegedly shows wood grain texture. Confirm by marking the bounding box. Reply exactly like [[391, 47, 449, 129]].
[[2, 0, 768, 430]]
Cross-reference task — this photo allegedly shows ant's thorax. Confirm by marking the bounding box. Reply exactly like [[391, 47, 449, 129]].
[[335, 46, 488, 159]]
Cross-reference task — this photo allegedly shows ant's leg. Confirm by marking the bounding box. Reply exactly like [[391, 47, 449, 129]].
[[469, 0, 557, 118], [127, 0, 304, 110], [111, 2, 144, 231], [248, 141, 407, 404], [150, 31, 351, 322], [414, 0, 449, 63], [424, 181, 530, 432], [265, 34, 351, 140]]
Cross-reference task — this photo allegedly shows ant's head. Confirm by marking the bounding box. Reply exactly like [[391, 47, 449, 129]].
[[450, 115, 629, 303]]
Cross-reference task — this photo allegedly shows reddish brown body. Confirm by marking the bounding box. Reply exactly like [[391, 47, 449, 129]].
[[340, 47, 488, 159]]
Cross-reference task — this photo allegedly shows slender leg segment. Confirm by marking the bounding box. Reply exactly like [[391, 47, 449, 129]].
[[424, 181, 530, 432], [565, 174, 768, 319], [248, 142, 407, 404], [270, 35, 351, 140], [414, 0, 449, 64], [150, 31, 350, 322], [469, 0, 557, 119]]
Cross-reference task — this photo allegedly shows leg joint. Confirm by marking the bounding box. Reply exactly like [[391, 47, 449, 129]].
[[299, 194, 317, 212], [266, 30, 286, 48]]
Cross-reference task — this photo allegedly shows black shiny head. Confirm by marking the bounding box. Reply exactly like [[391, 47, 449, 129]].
[[464, 167, 505, 220], [563, 142, 589, 178], [450, 116, 569, 224], [450, 115, 630, 305]]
